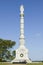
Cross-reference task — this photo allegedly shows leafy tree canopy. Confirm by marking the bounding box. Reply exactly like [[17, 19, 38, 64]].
[[0, 38, 16, 61], [0, 39, 16, 49]]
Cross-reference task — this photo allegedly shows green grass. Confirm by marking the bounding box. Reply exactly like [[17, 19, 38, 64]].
[[27, 63, 43, 65], [0, 62, 43, 65]]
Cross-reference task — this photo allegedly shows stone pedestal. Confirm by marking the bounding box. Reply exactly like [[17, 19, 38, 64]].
[[11, 46, 31, 63]]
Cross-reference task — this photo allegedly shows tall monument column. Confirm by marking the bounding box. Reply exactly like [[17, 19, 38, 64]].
[[11, 5, 32, 63], [20, 5, 25, 46]]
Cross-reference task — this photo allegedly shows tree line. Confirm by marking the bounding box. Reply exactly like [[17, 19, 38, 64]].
[[0, 38, 16, 62]]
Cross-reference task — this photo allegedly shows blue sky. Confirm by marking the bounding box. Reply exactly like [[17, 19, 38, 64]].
[[0, 0, 43, 61]]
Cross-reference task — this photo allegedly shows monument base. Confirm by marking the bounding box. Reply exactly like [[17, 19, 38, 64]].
[[11, 46, 32, 63], [11, 58, 31, 63]]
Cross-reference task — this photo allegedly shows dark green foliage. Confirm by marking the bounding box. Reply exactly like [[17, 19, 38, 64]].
[[12, 50, 16, 57], [0, 38, 16, 61]]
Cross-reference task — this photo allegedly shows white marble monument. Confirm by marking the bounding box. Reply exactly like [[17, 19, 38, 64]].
[[11, 5, 31, 63]]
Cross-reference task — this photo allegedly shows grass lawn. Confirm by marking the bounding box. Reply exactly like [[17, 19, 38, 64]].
[[27, 63, 43, 65], [0, 62, 43, 65]]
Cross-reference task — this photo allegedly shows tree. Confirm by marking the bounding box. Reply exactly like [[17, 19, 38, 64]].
[[12, 50, 16, 58], [0, 38, 16, 61]]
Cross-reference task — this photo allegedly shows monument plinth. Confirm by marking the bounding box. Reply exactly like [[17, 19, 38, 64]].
[[11, 5, 31, 63]]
